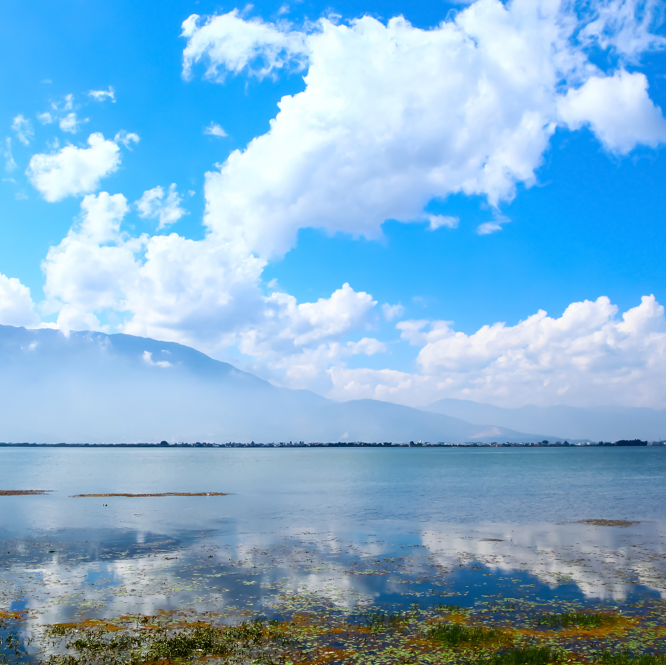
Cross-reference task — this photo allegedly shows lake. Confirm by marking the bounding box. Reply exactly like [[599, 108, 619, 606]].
[[1, 446, 666, 662]]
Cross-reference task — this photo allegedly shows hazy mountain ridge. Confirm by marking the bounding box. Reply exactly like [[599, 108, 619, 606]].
[[425, 398, 666, 442], [0, 325, 552, 443]]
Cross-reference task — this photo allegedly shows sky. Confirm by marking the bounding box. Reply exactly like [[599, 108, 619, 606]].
[[1, 0, 665, 410]]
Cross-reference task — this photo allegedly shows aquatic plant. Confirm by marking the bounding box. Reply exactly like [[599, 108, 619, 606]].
[[426, 622, 507, 647], [490, 646, 560, 665], [599, 653, 666, 665], [534, 612, 618, 629], [40, 617, 291, 665], [438, 604, 464, 613], [362, 610, 407, 632]]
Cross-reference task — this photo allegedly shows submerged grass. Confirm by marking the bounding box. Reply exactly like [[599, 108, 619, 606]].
[[363, 610, 408, 633], [534, 613, 619, 629], [490, 647, 560, 665], [39, 617, 292, 665], [427, 623, 507, 647]]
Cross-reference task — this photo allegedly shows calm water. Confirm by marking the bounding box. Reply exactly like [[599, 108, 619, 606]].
[[1, 446, 666, 627]]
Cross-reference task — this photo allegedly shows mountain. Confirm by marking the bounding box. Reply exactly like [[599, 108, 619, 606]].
[[0, 325, 549, 443], [425, 398, 666, 442]]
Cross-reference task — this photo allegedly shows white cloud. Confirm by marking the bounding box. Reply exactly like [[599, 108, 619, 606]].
[[557, 70, 666, 154], [42, 193, 138, 321], [143, 350, 172, 368], [477, 221, 503, 235], [427, 215, 459, 231], [114, 131, 140, 148], [578, 0, 666, 59], [382, 303, 404, 321], [477, 213, 510, 235], [239, 283, 376, 356], [88, 87, 116, 102], [26, 132, 128, 202], [328, 296, 666, 409], [135, 184, 187, 229], [59, 112, 88, 134], [37, 112, 54, 125], [11, 115, 34, 146], [4, 138, 17, 172], [56, 306, 105, 335], [185, 1, 666, 260], [21, 0, 666, 411], [53, 94, 75, 112], [203, 122, 228, 137], [42, 194, 379, 392], [0, 274, 40, 327], [181, 10, 308, 81]]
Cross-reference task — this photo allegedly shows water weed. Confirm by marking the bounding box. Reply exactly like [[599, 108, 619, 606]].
[[535, 613, 618, 629], [426, 623, 507, 647], [599, 653, 666, 665], [490, 646, 560, 665]]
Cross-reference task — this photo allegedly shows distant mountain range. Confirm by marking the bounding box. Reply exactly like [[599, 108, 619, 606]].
[[2, 325, 660, 444], [425, 399, 666, 442], [0, 325, 554, 444]]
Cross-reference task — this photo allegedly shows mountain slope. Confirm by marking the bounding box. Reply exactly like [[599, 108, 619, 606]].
[[0, 325, 550, 443], [425, 398, 666, 441]]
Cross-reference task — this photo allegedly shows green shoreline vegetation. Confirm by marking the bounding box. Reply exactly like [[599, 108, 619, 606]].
[[2, 595, 665, 665]]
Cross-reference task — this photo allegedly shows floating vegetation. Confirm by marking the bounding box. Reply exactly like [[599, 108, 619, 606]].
[[39, 617, 290, 665], [0, 592, 664, 665], [437, 604, 464, 614], [534, 612, 619, 629], [599, 653, 666, 665], [0, 490, 52, 496], [69, 492, 230, 497], [577, 520, 639, 528]]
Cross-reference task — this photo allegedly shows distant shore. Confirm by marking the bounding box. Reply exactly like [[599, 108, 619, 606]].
[[0, 439, 663, 448]]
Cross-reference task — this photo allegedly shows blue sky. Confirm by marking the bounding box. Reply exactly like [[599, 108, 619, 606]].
[[1, 0, 665, 409]]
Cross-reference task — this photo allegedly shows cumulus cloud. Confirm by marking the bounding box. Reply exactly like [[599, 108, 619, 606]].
[[59, 112, 88, 134], [42, 193, 138, 322], [37, 112, 54, 125], [41, 194, 378, 388], [136, 184, 187, 228], [11, 115, 34, 146], [26, 132, 131, 202], [23, 0, 666, 409], [203, 122, 227, 137], [88, 87, 116, 102], [239, 283, 376, 356], [181, 10, 308, 81], [328, 296, 666, 409], [0, 274, 40, 327], [557, 71, 666, 153], [183, 0, 666, 258]]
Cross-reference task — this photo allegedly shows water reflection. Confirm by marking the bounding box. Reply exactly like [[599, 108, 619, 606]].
[[2, 518, 665, 628]]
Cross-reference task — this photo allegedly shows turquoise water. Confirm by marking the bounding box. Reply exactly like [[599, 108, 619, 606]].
[[1, 446, 665, 625]]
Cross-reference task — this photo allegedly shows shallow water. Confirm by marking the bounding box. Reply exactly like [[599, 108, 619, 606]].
[[1, 446, 665, 628]]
